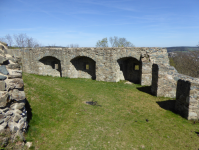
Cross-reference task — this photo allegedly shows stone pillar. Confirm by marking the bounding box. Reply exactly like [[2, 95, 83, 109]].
[[175, 80, 199, 120], [141, 61, 152, 86], [151, 64, 178, 98]]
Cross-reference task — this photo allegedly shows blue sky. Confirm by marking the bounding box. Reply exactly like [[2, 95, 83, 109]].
[[0, 0, 199, 47]]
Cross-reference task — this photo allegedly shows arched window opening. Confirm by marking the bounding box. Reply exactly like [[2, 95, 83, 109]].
[[117, 57, 141, 84], [39, 56, 62, 77], [71, 56, 96, 80]]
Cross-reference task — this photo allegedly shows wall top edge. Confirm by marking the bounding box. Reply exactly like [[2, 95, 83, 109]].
[[8, 47, 167, 51]]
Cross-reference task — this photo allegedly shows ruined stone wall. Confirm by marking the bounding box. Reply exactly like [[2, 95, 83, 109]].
[[0, 46, 28, 145], [175, 79, 199, 120], [151, 64, 199, 98], [151, 64, 178, 98], [151, 63, 199, 120], [7, 47, 169, 86]]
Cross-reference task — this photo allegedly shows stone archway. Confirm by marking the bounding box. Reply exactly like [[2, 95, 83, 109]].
[[117, 57, 141, 84], [70, 56, 96, 80], [38, 56, 62, 77]]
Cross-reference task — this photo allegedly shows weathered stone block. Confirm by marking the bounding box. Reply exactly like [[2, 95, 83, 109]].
[[0, 122, 7, 132], [5, 111, 13, 116], [0, 81, 5, 91], [14, 114, 21, 123], [15, 109, 22, 114], [8, 74, 22, 79], [0, 92, 8, 107], [9, 89, 25, 101], [12, 126, 19, 133], [0, 114, 5, 124], [7, 57, 18, 63], [0, 75, 7, 80], [0, 119, 4, 124], [0, 65, 9, 75], [7, 64, 20, 69], [0, 46, 4, 50], [0, 56, 6, 64], [11, 102, 25, 110], [4, 116, 11, 122], [188, 112, 197, 120], [6, 78, 24, 90]]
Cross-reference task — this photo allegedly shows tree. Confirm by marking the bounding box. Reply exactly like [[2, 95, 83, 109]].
[[5, 34, 13, 47], [169, 50, 199, 77], [96, 36, 134, 47], [67, 44, 79, 48], [109, 36, 134, 47], [96, 38, 108, 47], [14, 33, 27, 48], [13, 33, 41, 48], [0, 37, 6, 44], [26, 37, 41, 48]]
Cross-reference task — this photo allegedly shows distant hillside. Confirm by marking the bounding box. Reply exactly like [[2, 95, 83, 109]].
[[166, 46, 199, 52]]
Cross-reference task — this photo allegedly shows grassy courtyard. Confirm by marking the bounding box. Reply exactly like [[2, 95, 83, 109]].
[[23, 73, 199, 150]]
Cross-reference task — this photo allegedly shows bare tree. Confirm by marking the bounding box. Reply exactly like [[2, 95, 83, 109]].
[[13, 33, 41, 48], [14, 33, 28, 48], [5, 34, 13, 47], [26, 37, 41, 48], [66, 44, 79, 48], [0, 37, 6, 43]]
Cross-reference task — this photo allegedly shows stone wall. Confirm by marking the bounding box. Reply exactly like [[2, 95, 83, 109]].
[[151, 63, 199, 120], [151, 64, 178, 98], [6, 47, 169, 86], [0, 46, 28, 146], [175, 79, 199, 120], [151, 64, 199, 98]]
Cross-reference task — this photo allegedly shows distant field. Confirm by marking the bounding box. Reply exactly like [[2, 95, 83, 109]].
[[166, 46, 199, 52], [23, 73, 199, 150]]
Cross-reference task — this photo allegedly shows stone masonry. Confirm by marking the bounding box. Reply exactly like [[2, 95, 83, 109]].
[[6, 47, 169, 86], [175, 79, 199, 120], [151, 63, 199, 120], [6, 46, 199, 120], [0, 45, 28, 146]]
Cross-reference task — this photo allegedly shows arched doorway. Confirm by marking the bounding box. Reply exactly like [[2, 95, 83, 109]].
[[117, 57, 141, 84], [70, 56, 96, 80], [38, 56, 62, 77]]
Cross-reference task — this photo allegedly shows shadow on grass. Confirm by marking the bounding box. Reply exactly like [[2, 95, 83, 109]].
[[25, 98, 32, 131], [156, 100, 176, 113], [86, 101, 102, 107], [195, 132, 199, 136], [136, 86, 153, 95]]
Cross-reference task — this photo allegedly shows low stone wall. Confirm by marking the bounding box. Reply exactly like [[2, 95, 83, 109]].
[[0, 46, 28, 146]]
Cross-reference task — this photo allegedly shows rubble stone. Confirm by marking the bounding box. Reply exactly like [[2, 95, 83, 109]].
[[9, 89, 25, 101], [0, 92, 9, 107], [0, 66, 9, 75], [0, 81, 5, 91]]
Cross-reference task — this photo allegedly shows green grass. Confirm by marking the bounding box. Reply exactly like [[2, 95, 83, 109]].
[[23, 73, 199, 150]]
